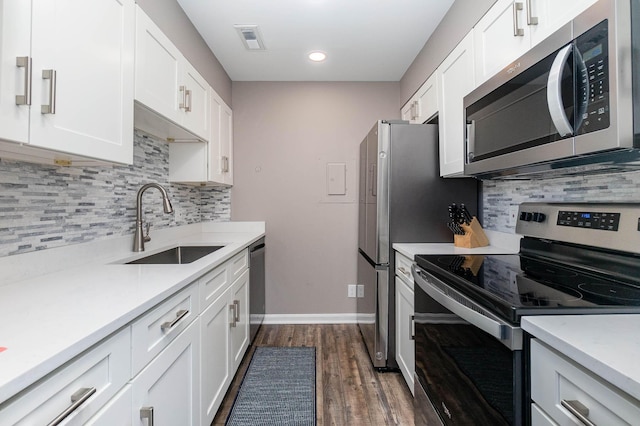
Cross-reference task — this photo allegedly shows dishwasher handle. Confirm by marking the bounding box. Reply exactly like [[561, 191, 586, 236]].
[[412, 264, 522, 351]]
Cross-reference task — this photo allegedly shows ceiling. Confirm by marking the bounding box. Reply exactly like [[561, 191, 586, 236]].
[[176, 0, 455, 82]]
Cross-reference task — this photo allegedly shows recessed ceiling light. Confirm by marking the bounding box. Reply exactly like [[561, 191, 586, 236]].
[[308, 51, 327, 62]]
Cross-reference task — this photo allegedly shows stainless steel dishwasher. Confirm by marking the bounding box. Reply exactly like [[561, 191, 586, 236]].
[[249, 237, 265, 343]]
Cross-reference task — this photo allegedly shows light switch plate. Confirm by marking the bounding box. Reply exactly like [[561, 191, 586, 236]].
[[347, 284, 357, 298], [508, 204, 519, 227]]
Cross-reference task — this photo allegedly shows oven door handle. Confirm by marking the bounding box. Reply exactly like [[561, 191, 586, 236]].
[[412, 264, 522, 351]]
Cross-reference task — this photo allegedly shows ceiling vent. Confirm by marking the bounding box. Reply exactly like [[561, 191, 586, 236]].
[[234, 25, 265, 51]]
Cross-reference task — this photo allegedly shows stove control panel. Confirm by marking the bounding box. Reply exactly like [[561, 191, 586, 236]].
[[516, 203, 640, 255], [557, 210, 620, 231]]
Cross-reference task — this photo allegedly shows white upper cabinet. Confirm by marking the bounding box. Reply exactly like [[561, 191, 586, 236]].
[[0, 0, 135, 165], [168, 87, 233, 186], [474, 0, 532, 85], [134, 6, 209, 142], [528, 0, 598, 46], [474, 0, 598, 86], [0, 0, 30, 144], [401, 72, 439, 124], [208, 89, 233, 185], [438, 32, 475, 177]]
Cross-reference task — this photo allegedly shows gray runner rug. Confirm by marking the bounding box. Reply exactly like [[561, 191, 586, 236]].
[[226, 346, 316, 426]]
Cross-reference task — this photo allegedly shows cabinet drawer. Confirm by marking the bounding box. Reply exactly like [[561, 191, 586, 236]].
[[395, 251, 414, 287], [199, 249, 248, 311], [132, 283, 198, 375], [0, 327, 130, 425], [530, 339, 640, 425], [531, 402, 558, 426]]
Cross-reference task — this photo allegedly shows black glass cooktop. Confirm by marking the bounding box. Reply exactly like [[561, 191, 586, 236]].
[[414, 252, 640, 323]]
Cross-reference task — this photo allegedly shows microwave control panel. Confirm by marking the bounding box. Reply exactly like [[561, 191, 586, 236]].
[[575, 19, 610, 135]]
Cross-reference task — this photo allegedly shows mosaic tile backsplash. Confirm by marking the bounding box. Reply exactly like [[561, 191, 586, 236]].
[[0, 131, 230, 258], [483, 170, 640, 233]]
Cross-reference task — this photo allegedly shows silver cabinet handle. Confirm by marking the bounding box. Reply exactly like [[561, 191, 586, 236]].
[[185, 89, 192, 112], [561, 400, 596, 426], [409, 315, 415, 341], [230, 304, 237, 327], [413, 100, 421, 121], [221, 156, 229, 173], [160, 309, 189, 331], [41, 69, 56, 114], [233, 299, 240, 322], [547, 44, 574, 137], [526, 0, 538, 25], [140, 406, 155, 426], [398, 266, 408, 275], [15, 56, 32, 106], [179, 85, 187, 111], [513, 2, 524, 36], [47, 387, 96, 426]]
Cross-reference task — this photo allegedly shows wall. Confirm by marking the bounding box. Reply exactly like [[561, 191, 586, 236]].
[[400, 0, 496, 105], [231, 82, 400, 316], [483, 171, 640, 233], [136, 0, 232, 105], [0, 131, 230, 258]]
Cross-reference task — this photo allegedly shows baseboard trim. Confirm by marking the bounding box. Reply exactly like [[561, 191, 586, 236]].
[[263, 313, 359, 324]]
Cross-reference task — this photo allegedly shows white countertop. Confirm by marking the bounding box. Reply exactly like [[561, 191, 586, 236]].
[[0, 222, 265, 405], [393, 230, 521, 258], [522, 315, 640, 401]]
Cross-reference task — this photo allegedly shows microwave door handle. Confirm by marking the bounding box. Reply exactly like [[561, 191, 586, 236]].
[[546, 44, 574, 137]]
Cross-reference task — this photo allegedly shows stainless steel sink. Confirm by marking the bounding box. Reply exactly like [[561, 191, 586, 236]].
[[126, 245, 224, 264]]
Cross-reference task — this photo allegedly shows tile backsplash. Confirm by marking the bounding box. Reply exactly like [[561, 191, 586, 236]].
[[483, 170, 640, 232], [0, 131, 230, 257]]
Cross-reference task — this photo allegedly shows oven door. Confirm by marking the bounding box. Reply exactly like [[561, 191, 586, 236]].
[[412, 265, 524, 426]]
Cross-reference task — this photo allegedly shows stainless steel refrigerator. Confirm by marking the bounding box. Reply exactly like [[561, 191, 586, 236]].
[[357, 120, 478, 369]]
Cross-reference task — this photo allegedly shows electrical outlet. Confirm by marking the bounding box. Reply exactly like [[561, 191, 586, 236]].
[[348, 284, 357, 298], [357, 284, 364, 298], [508, 204, 519, 227]]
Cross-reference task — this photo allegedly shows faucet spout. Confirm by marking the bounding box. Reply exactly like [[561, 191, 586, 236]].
[[133, 183, 174, 252]]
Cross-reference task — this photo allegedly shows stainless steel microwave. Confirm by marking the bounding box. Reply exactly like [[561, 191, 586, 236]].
[[464, 0, 640, 179]]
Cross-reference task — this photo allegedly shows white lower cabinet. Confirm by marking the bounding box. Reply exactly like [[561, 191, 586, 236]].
[[0, 327, 131, 425], [530, 339, 640, 426], [131, 319, 200, 426], [0, 247, 253, 426], [200, 268, 250, 425], [394, 251, 415, 394]]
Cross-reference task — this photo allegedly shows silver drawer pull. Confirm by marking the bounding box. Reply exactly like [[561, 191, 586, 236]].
[[15, 56, 32, 106], [230, 304, 237, 327], [398, 266, 408, 275], [160, 309, 189, 331], [140, 406, 154, 426], [233, 299, 240, 322], [561, 399, 596, 426], [41, 69, 56, 114], [47, 387, 96, 426]]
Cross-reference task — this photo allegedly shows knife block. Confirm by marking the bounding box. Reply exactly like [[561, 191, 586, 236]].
[[454, 217, 489, 248]]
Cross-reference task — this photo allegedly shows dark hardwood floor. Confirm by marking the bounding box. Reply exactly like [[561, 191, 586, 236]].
[[212, 324, 414, 425]]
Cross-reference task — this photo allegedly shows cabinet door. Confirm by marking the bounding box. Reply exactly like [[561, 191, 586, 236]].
[[85, 385, 133, 426], [529, 0, 598, 47], [208, 89, 233, 185], [181, 61, 209, 140], [415, 73, 438, 124], [474, 0, 531, 86], [132, 320, 200, 426], [134, 6, 182, 125], [438, 32, 475, 177], [400, 100, 414, 123], [395, 276, 414, 395], [29, 0, 134, 164], [200, 287, 232, 426], [229, 269, 250, 371], [0, 0, 30, 144]]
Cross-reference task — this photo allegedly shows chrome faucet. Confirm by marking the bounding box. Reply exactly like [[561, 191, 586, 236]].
[[133, 183, 174, 252]]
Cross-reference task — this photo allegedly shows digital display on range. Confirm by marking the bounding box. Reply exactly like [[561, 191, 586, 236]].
[[557, 210, 620, 231]]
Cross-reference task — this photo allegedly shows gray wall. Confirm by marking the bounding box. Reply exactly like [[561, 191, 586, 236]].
[[137, 0, 232, 106], [0, 131, 230, 258], [231, 82, 400, 315], [400, 0, 496, 105]]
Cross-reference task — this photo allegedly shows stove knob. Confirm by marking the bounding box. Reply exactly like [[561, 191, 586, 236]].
[[520, 212, 533, 221], [532, 212, 546, 223]]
